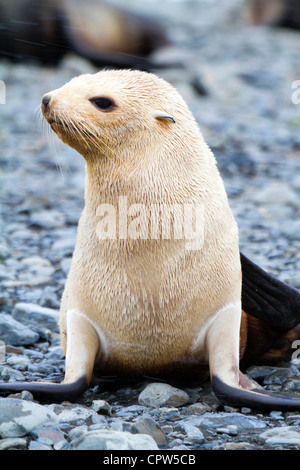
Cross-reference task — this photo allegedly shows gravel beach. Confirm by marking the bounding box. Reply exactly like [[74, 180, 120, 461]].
[[1, 0, 300, 451]]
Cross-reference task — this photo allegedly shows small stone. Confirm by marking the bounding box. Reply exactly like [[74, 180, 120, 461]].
[[115, 405, 146, 417], [52, 237, 76, 255], [28, 441, 52, 450], [70, 430, 158, 450], [0, 241, 10, 259], [160, 408, 181, 421], [0, 399, 59, 438], [67, 425, 88, 442], [46, 403, 104, 426], [0, 437, 28, 450], [182, 412, 266, 431], [187, 402, 212, 414], [6, 355, 31, 367], [131, 417, 168, 447], [178, 422, 205, 443], [260, 426, 300, 446], [12, 302, 59, 333], [253, 182, 299, 208], [53, 439, 70, 450], [0, 313, 39, 346], [241, 407, 251, 414], [31, 428, 66, 446], [269, 411, 284, 420], [283, 220, 300, 241], [216, 442, 256, 450], [216, 425, 238, 436], [1, 365, 25, 382], [9, 390, 34, 401], [138, 383, 190, 408], [91, 399, 112, 416], [167, 438, 183, 449], [109, 418, 123, 432], [30, 210, 66, 229]]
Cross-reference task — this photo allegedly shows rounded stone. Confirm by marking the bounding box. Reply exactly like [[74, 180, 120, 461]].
[[70, 430, 158, 450], [138, 383, 190, 408], [0, 399, 59, 438]]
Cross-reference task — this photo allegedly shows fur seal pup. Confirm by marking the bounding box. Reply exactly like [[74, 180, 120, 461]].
[[1, 70, 300, 411], [0, 0, 169, 70]]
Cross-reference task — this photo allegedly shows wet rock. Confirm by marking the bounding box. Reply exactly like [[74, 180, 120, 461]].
[[138, 383, 190, 408], [70, 429, 158, 450], [0, 399, 59, 438]]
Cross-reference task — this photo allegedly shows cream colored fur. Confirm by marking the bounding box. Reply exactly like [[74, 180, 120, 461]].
[[42, 70, 241, 378]]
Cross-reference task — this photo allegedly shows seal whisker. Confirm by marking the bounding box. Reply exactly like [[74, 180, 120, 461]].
[[39, 110, 67, 176], [79, 121, 117, 162]]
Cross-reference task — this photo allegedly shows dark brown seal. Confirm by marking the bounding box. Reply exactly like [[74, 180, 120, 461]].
[[0, 0, 170, 69]]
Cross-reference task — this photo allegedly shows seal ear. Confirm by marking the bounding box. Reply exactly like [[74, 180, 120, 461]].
[[153, 110, 176, 123]]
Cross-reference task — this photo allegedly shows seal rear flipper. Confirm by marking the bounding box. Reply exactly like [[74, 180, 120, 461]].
[[241, 252, 300, 330], [0, 377, 88, 402], [0, 309, 100, 402], [206, 301, 300, 411], [212, 374, 300, 411]]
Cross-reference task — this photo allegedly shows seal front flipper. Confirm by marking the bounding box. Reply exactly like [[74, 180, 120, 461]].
[[241, 252, 300, 330], [207, 302, 300, 411], [0, 310, 100, 402]]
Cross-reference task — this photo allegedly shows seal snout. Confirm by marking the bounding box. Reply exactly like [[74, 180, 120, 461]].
[[41, 93, 52, 112]]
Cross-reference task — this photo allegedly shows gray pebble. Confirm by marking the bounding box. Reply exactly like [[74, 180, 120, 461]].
[[70, 429, 158, 450], [0, 399, 58, 438], [12, 302, 59, 333], [28, 440, 52, 450], [0, 313, 39, 346], [0, 437, 28, 450], [91, 399, 112, 416], [253, 182, 300, 208], [178, 422, 205, 444], [260, 426, 300, 446], [131, 417, 168, 447], [46, 403, 104, 426], [138, 383, 190, 408], [182, 412, 266, 431]]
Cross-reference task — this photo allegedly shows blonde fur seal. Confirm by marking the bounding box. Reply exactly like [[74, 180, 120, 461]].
[[1, 70, 300, 410]]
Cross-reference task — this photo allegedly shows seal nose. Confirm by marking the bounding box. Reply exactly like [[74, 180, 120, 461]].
[[42, 94, 51, 111]]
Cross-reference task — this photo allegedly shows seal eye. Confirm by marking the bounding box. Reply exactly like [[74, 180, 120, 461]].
[[90, 97, 115, 112]]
